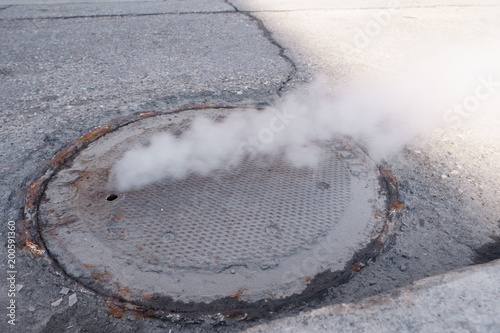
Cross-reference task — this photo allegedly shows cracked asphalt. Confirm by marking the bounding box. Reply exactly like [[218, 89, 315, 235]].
[[1, 0, 499, 332]]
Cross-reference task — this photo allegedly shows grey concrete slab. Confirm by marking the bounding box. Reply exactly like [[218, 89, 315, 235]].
[[247, 4, 500, 81], [245, 259, 500, 333], [0, 0, 233, 19], [231, 0, 500, 11], [1, 0, 183, 4]]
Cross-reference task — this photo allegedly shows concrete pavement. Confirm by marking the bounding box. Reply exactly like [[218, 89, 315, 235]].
[[246, 259, 500, 333]]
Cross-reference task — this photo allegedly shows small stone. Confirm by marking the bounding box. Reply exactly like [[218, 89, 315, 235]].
[[450, 170, 459, 175], [230, 269, 236, 274], [399, 264, 408, 271], [441, 175, 447, 179], [68, 293, 77, 306], [51, 298, 63, 307], [236, 91, 243, 95], [60, 287, 70, 295], [414, 150, 421, 154], [28, 306, 35, 312], [16, 284, 23, 292], [127, 315, 135, 321]]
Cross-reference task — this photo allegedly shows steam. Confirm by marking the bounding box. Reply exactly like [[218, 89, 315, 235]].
[[111, 46, 500, 192]]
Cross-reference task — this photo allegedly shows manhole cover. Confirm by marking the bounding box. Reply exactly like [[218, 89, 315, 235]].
[[21, 105, 399, 320]]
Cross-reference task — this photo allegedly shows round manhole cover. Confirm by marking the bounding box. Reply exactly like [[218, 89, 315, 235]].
[[23, 106, 399, 320]]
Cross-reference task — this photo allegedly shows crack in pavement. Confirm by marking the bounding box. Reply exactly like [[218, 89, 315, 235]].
[[0, 10, 237, 21], [225, 0, 297, 96], [2, 2, 497, 19], [226, 4, 500, 13], [1, 1, 298, 97]]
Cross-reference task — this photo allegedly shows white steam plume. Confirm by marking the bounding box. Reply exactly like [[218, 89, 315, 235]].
[[111, 46, 500, 192]]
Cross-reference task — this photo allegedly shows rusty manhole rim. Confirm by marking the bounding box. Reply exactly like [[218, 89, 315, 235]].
[[17, 104, 402, 322]]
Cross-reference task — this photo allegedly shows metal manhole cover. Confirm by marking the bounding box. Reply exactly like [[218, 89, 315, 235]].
[[85, 153, 350, 272], [22, 105, 399, 320]]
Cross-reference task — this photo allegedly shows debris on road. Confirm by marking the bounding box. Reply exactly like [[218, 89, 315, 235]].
[[51, 298, 63, 307], [69, 293, 78, 307]]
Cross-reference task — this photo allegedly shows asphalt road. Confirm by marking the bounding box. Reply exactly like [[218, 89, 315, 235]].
[[1, 0, 499, 332]]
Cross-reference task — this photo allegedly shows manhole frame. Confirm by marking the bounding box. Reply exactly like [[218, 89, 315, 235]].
[[16, 104, 402, 322]]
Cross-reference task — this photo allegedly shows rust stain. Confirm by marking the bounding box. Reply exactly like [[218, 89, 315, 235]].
[[374, 209, 386, 218], [390, 200, 405, 212], [141, 294, 151, 300], [226, 310, 246, 319], [49, 146, 77, 167], [76, 125, 113, 145], [110, 209, 125, 221], [304, 277, 311, 283], [83, 264, 95, 268], [138, 111, 158, 119], [116, 282, 134, 295], [91, 274, 100, 280], [379, 166, 398, 186], [352, 263, 361, 272], [98, 269, 113, 283], [25, 197, 36, 211], [118, 286, 131, 294], [132, 308, 154, 319], [107, 300, 125, 318], [25, 240, 44, 256], [146, 257, 160, 265], [48, 125, 114, 167], [20, 219, 35, 245], [27, 178, 44, 199], [229, 288, 249, 300]]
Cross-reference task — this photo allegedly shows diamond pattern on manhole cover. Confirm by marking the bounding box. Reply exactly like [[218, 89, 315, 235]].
[[80, 150, 350, 271], [29, 106, 396, 317]]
